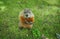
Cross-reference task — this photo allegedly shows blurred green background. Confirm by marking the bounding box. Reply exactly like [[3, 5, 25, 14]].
[[0, 0, 60, 39]]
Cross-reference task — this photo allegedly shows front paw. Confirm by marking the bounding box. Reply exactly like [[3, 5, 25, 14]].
[[24, 22, 33, 24], [24, 22, 28, 24], [29, 22, 33, 24]]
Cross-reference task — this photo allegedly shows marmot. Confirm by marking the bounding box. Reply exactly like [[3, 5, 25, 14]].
[[19, 8, 34, 29]]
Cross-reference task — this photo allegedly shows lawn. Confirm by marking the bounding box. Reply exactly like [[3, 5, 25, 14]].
[[0, 0, 60, 39]]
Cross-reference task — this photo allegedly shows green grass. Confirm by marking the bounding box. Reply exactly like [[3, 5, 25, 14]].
[[0, 0, 60, 39]]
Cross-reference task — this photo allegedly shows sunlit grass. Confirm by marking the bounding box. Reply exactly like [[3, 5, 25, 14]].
[[0, 0, 60, 39]]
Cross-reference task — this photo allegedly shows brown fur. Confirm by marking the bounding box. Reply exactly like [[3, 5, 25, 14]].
[[19, 9, 34, 29]]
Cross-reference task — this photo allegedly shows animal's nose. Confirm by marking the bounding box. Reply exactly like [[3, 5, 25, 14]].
[[26, 15, 28, 17]]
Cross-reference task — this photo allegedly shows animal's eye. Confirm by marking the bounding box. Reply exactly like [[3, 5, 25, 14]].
[[29, 11, 31, 13], [29, 12, 30, 13], [24, 11, 27, 13]]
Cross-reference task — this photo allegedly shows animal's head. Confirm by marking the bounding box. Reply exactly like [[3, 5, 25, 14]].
[[23, 8, 32, 18]]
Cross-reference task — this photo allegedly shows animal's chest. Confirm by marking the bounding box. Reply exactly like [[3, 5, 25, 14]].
[[20, 16, 34, 22]]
